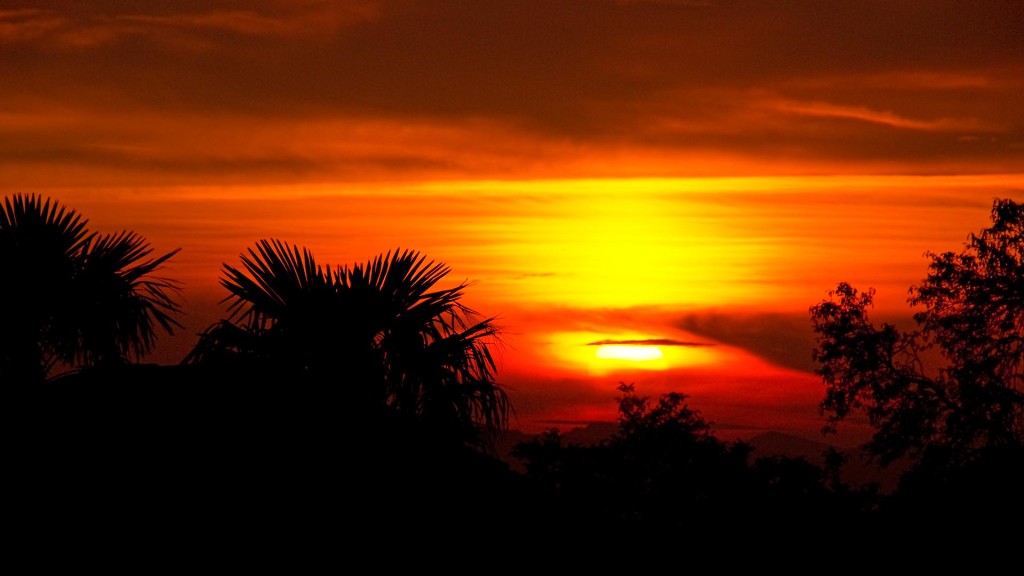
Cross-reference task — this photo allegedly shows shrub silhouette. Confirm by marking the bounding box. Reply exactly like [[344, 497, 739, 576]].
[[513, 384, 865, 533]]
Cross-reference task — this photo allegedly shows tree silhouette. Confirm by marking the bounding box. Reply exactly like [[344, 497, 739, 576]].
[[187, 240, 509, 448], [513, 383, 871, 534], [515, 384, 756, 531], [0, 194, 182, 383], [810, 198, 1023, 470]]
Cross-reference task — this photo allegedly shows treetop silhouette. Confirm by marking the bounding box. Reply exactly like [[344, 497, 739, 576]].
[[810, 197, 1023, 468], [187, 240, 510, 448], [0, 194, 182, 383]]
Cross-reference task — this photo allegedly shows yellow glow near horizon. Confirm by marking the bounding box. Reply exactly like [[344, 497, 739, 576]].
[[39, 174, 1024, 342], [437, 179, 781, 309], [595, 345, 664, 362], [540, 331, 724, 377], [425, 175, 1023, 313]]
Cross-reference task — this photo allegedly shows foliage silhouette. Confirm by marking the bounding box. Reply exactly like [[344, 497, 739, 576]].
[[810, 198, 1024, 516], [0, 194, 182, 382], [810, 198, 1023, 468], [187, 241, 509, 448], [513, 383, 866, 533]]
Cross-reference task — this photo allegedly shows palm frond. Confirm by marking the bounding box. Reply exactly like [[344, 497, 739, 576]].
[[1, 195, 182, 380], [192, 243, 509, 444], [343, 249, 454, 320], [1, 195, 94, 381], [185, 320, 264, 365], [1, 194, 93, 253], [221, 239, 336, 328], [68, 230, 183, 365]]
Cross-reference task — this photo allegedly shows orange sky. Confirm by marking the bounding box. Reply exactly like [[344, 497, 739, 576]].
[[2, 1, 1023, 443]]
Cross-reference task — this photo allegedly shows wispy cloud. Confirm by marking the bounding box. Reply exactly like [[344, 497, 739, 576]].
[[0, 3, 377, 48], [781, 69, 1024, 92], [586, 338, 713, 347], [2, 1, 1023, 184], [118, 11, 294, 36], [768, 99, 993, 132], [116, 4, 378, 37], [0, 9, 65, 43]]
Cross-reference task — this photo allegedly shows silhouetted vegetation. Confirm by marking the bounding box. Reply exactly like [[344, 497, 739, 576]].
[[185, 240, 509, 450], [512, 384, 874, 535], [8, 194, 1022, 549], [1, 194, 182, 383], [811, 197, 1023, 516]]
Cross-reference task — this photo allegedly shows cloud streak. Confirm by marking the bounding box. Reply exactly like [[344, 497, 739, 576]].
[[586, 338, 714, 347], [769, 99, 994, 132], [2, 1, 1022, 186], [3, 1, 1022, 437], [0, 3, 377, 45]]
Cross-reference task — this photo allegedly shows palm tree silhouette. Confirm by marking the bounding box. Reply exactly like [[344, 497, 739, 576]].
[[187, 240, 510, 447], [0, 194, 182, 383]]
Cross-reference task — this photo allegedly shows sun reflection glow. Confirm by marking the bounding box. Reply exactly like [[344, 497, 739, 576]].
[[538, 331, 723, 377], [595, 345, 664, 361]]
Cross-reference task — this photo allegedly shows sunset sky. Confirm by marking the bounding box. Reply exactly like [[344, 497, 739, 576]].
[[3, 1, 1022, 443]]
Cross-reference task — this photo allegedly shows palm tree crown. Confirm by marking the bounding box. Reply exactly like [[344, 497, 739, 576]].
[[188, 241, 510, 447], [0, 194, 182, 382]]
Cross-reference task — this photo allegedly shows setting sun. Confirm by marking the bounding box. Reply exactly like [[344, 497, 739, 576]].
[[2, 1, 1021, 443], [595, 344, 664, 362]]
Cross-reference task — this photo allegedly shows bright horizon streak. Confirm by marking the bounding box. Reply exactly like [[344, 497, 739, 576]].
[[43, 173, 1023, 315], [21, 173, 1022, 439], [4, 0, 1023, 440], [595, 345, 665, 362]]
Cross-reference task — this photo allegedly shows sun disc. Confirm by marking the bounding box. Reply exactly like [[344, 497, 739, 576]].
[[595, 345, 664, 362]]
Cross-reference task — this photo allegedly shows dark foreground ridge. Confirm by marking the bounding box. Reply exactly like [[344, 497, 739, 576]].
[[12, 364, 1023, 566], [18, 364, 539, 528]]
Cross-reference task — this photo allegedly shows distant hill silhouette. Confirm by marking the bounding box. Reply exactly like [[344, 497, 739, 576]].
[[501, 425, 905, 493], [746, 430, 833, 461], [745, 430, 905, 493], [497, 421, 618, 472]]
